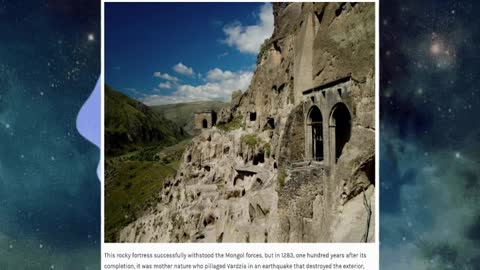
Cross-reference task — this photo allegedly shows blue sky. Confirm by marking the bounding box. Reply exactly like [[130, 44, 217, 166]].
[[105, 2, 273, 105]]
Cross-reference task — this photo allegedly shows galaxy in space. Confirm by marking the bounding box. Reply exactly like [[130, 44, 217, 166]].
[[381, 0, 480, 268]]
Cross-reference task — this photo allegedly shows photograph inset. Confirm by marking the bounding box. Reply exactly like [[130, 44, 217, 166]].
[[104, 2, 375, 243]]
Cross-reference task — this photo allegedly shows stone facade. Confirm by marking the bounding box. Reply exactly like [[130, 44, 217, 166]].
[[302, 77, 352, 168], [194, 110, 217, 129]]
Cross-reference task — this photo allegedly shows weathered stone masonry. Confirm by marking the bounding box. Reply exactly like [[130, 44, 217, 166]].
[[302, 76, 352, 167], [194, 110, 217, 129]]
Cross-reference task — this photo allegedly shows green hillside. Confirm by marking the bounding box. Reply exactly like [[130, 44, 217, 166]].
[[105, 85, 193, 241], [151, 101, 229, 135], [104, 139, 192, 242], [105, 85, 186, 156], [104, 87, 228, 241]]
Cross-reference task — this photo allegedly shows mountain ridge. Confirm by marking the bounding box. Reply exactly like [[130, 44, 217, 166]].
[[105, 85, 186, 156]]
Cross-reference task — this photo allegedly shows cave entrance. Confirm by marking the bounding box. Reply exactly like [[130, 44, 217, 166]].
[[266, 117, 275, 129], [202, 119, 208, 128], [307, 106, 323, 161], [330, 103, 351, 162], [250, 112, 257, 121]]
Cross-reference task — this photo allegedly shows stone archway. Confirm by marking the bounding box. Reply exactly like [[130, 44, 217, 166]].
[[202, 119, 208, 129], [329, 103, 351, 163], [307, 106, 323, 161]]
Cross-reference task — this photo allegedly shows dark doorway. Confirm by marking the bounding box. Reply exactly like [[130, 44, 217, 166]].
[[308, 106, 323, 161], [250, 112, 257, 121], [266, 117, 275, 129], [202, 119, 208, 128], [331, 103, 351, 161]]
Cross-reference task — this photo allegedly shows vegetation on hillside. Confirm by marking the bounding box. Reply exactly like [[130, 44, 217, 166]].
[[217, 116, 245, 132], [104, 85, 192, 241], [240, 134, 271, 157], [105, 85, 186, 156], [257, 38, 270, 65], [104, 139, 192, 242], [105, 85, 233, 242], [276, 168, 287, 192], [241, 134, 260, 147], [105, 159, 174, 241]]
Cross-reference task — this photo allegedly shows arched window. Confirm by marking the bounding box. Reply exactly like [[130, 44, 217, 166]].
[[307, 106, 323, 161], [330, 103, 351, 162], [202, 119, 208, 129]]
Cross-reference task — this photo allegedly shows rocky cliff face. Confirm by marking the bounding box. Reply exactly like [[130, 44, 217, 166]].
[[118, 2, 375, 243]]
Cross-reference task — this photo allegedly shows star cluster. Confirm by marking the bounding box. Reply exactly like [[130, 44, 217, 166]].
[[0, 0, 100, 268], [381, 0, 480, 268]]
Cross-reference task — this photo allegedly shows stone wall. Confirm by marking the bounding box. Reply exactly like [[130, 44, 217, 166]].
[[278, 104, 305, 166], [194, 111, 216, 129]]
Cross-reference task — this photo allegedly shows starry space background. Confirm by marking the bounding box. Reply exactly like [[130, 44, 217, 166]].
[[0, 0, 100, 269], [2, 0, 480, 268], [381, 0, 480, 268]]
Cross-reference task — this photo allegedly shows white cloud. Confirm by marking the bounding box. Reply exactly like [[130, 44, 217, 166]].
[[218, 51, 229, 58], [173, 62, 194, 76], [142, 68, 252, 105], [153, 72, 179, 82], [223, 3, 274, 54], [206, 68, 235, 81], [158, 82, 172, 89]]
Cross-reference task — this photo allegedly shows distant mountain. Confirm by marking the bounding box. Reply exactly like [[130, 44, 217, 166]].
[[105, 85, 186, 156], [151, 101, 229, 135]]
